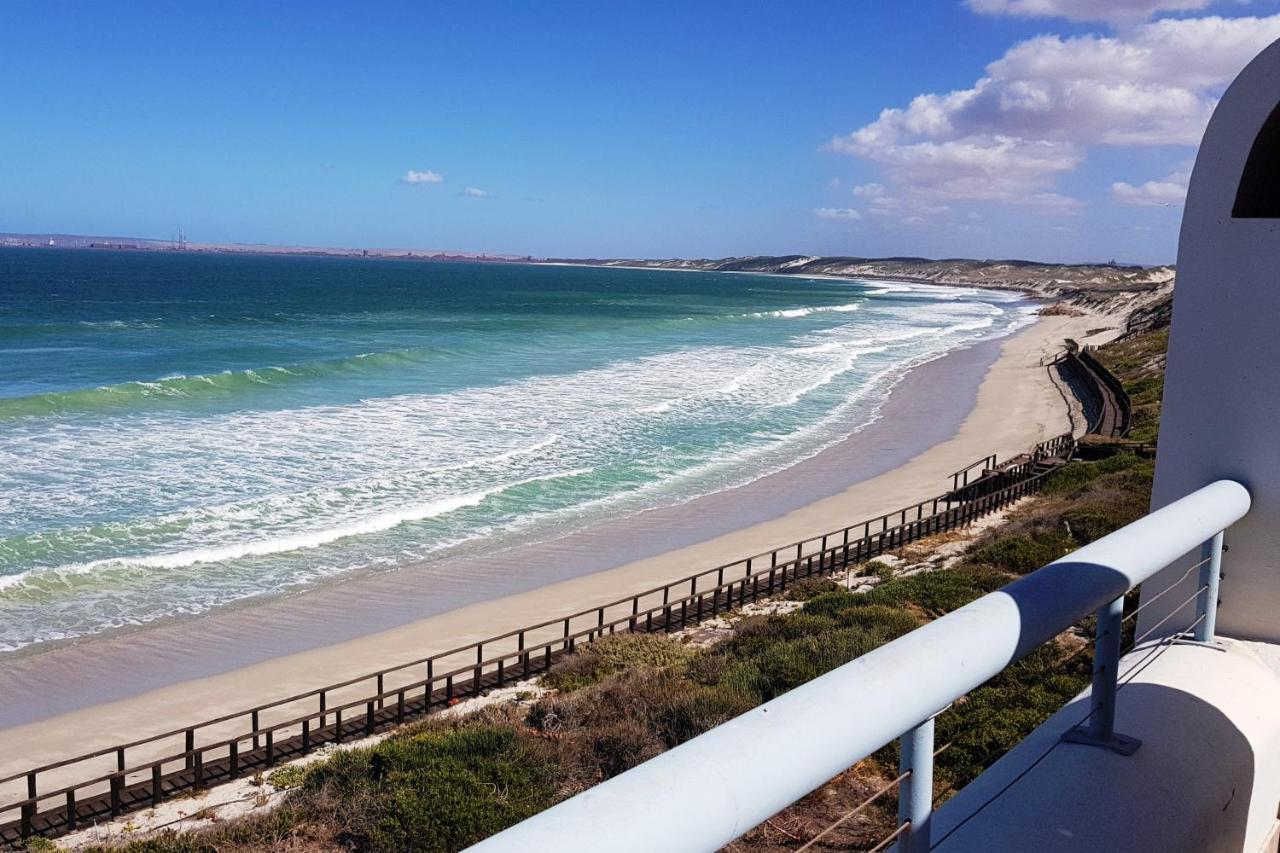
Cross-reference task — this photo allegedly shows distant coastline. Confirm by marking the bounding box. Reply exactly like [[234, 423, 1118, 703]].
[[0, 232, 532, 263], [1, 233, 1175, 325]]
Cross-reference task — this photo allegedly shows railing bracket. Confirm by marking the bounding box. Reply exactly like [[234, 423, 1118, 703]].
[[1061, 727, 1142, 756]]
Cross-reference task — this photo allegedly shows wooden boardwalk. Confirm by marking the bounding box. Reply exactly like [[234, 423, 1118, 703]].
[[0, 436, 1074, 849], [1076, 348, 1131, 438], [1053, 344, 1131, 439]]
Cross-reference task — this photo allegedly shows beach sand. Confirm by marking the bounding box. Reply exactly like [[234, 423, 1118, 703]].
[[0, 311, 1112, 804]]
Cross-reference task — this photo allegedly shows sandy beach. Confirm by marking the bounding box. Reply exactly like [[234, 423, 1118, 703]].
[[0, 310, 1112, 801]]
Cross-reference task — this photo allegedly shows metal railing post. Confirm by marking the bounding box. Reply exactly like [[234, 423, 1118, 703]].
[[1062, 594, 1141, 755], [897, 717, 934, 853], [1194, 531, 1224, 643]]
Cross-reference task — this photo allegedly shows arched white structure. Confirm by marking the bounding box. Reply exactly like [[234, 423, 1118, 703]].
[[1140, 39, 1280, 644]]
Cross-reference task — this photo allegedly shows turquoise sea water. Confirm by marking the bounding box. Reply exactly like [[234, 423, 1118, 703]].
[[0, 249, 1034, 652]]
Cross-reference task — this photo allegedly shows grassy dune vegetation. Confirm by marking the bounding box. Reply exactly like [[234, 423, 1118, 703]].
[[1094, 328, 1167, 444], [80, 331, 1169, 853]]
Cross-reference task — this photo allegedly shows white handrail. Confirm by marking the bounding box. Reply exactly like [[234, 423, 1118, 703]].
[[467, 480, 1250, 853]]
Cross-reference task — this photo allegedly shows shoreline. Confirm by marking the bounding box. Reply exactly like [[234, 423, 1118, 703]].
[[0, 294, 1026, 662], [0, 311, 1115, 784]]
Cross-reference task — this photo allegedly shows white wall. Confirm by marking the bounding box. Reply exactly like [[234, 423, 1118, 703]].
[[1139, 38, 1280, 643]]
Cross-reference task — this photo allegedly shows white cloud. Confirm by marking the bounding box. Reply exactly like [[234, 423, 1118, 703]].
[[1112, 166, 1191, 205], [401, 169, 443, 185], [852, 182, 885, 198], [967, 0, 1213, 27], [865, 194, 953, 220], [814, 207, 863, 220], [461, 187, 489, 198], [830, 14, 1280, 212]]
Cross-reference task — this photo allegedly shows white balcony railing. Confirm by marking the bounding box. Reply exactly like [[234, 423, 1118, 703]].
[[468, 479, 1250, 853]]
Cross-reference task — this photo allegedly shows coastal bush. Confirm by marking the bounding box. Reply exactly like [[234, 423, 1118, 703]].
[[795, 589, 862, 619], [543, 633, 694, 692], [654, 683, 756, 746], [526, 667, 750, 786], [579, 717, 662, 779], [298, 723, 560, 852], [934, 644, 1091, 784], [718, 621, 916, 703], [863, 559, 895, 580], [265, 763, 308, 790], [1041, 452, 1147, 497], [93, 801, 327, 852], [831, 604, 921, 636], [855, 566, 1008, 616], [784, 576, 843, 601], [720, 612, 839, 658], [1094, 329, 1168, 443], [1060, 506, 1128, 544], [966, 531, 1075, 575], [22, 840, 59, 853]]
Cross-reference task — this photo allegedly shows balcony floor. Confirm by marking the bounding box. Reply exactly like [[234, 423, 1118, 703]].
[[932, 638, 1280, 853]]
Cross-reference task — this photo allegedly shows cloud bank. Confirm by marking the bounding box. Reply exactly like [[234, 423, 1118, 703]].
[[814, 207, 862, 220], [401, 169, 444, 185], [1112, 167, 1191, 206], [829, 14, 1280, 223], [967, 0, 1213, 27]]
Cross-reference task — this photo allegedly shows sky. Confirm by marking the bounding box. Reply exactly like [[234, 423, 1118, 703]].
[[3, 1, 1280, 264]]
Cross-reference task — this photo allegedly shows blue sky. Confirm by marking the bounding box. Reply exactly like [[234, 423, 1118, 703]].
[[3, 1, 1279, 263]]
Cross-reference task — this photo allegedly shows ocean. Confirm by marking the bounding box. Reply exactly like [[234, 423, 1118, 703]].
[[0, 249, 1034, 653]]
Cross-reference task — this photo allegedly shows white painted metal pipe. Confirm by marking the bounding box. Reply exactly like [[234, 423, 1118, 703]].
[[468, 480, 1250, 853]]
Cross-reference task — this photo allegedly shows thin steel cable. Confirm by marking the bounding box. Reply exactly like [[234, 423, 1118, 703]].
[[931, 630, 1096, 763], [1120, 613, 1206, 689], [867, 821, 911, 852], [1123, 557, 1210, 624], [931, 627, 1190, 849], [1129, 584, 1206, 648], [795, 770, 911, 852]]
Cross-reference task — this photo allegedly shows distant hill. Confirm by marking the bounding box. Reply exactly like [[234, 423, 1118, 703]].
[[542, 255, 1175, 320]]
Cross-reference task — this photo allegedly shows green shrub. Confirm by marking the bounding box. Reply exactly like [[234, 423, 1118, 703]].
[[863, 560, 896, 580], [1042, 454, 1150, 498], [719, 621, 915, 702], [266, 764, 308, 789], [654, 684, 755, 746], [543, 633, 694, 692], [526, 667, 732, 784], [858, 566, 1007, 615], [832, 605, 921, 636], [967, 532, 1075, 575], [581, 718, 662, 778], [720, 612, 839, 658], [23, 840, 60, 853], [1060, 507, 1125, 544], [1041, 461, 1103, 496], [302, 725, 560, 852], [86, 836, 210, 852], [796, 590, 861, 619], [934, 644, 1091, 784], [784, 576, 842, 601]]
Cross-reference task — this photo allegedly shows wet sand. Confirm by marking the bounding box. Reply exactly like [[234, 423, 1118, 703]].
[[0, 312, 1113, 791]]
